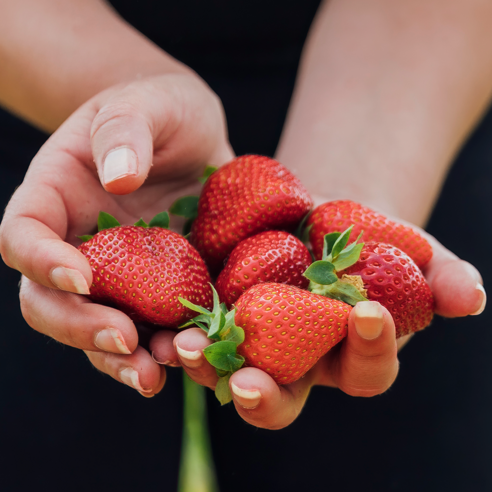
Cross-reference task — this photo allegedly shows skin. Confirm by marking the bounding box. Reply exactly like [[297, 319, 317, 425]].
[[0, 0, 488, 428]]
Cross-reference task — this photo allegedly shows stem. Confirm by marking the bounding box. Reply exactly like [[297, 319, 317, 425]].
[[178, 373, 219, 492]]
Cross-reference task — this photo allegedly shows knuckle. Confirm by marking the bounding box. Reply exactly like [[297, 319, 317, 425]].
[[338, 360, 399, 397], [90, 100, 143, 140]]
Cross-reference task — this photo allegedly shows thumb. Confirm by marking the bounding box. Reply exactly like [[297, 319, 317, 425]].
[[334, 301, 399, 397], [89, 81, 179, 195]]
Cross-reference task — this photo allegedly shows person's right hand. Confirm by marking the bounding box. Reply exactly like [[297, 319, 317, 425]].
[[0, 73, 234, 396]]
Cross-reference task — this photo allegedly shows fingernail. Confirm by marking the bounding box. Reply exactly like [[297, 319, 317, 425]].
[[471, 283, 487, 316], [151, 352, 180, 367], [231, 382, 262, 409], [103, 147, 138, 185], [120, 367, 152, 393], [354, 301, 384, 340], [50, 266, 90, 295], [176, 344, 202, 368], [94, 328, 131, 354]]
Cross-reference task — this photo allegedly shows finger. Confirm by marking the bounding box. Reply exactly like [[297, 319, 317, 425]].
[[90, 86, 155, 195], [328, 301, 399, 397], [90, 74, 232, 195], [173, 328, 218, 389], [0, 181, 93, 294], [149, 330, 181, 367], [229, 367, 313, 430], [20, 276, 138, 354], [86, 346, 166, 397], [422, 234, 486, 317]]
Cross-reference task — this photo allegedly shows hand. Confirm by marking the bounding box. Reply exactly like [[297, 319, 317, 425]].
[[0, 73, 234, 396], [159, 223, 485, 429]]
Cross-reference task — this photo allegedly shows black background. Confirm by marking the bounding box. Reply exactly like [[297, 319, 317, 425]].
[[1, 1, 491, 490]]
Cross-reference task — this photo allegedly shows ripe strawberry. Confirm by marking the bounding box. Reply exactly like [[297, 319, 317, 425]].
[[190, 155, 313, 273], [235, 283, 351, 385], [215, 230, 312, 308], [343, 243, 434, 337], [307, 200, 432, 269], [180, 283, 351, 403], [304, 227, 434, 338], [78, 211, 213, 328]]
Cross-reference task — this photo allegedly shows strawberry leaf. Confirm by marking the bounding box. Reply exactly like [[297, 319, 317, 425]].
[[97, 212, 120, 231], [183, 219, 194, 237], [294, 211, 312, 241], [211, 287, 221, 311], [198, 165, 217, 185], [179, 297, 212, 316], [323, 232, 341, 260], [179, 313, 212, 332], [215, 374, 232, 405], [216, 368, 229, 378], [193, 320, 209, 332], [303, 261, 338, 285], [149, 211, 170, 229], [220, 310, 245, 344], [169, 196, 199, 220], [301, 224, 313, 244], [134, 218, 149, 228], [190, 314, 212, 325], [203, 341, 244, 372], [77, 235, 94, 242], [208, 311, 226, 340], [332, 242, 364, 271], [330, 225, 353, 260]]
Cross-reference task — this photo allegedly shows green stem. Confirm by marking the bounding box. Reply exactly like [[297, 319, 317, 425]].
[[178, 373, 219, 492]]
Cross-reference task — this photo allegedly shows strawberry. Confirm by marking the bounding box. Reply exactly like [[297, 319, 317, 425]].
[[78, 211, 213, 328], [234, 283, 351, 384], [189, 155, 313, 273], [215, 230, 312, 308], [307, 200, 432, 269], [180, 283, 351, 403], [304, 226, 434, 338]]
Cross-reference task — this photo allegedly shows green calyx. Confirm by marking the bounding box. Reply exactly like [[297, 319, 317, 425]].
[[77, 211, 170, 242], [303, 225, 368, 305], [197, 165, 217, 184], [169, 196, 199, 237], [295, 211, 313, 244], [179, 285, 245, 405], [169, 165, 217, 237]]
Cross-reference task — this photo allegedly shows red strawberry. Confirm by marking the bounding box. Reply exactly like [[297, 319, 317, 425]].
[[343, 242, 434, 337], [190, 155, 313, 273], [235, 283, 351, 385], [304, 227, 434, 338], [180, 283, 351, 403], [307, 200, 432, 269], [78, 211, 212, 328], [215, 230, 312, 308]]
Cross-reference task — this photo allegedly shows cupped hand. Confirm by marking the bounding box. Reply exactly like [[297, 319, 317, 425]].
[[0, 73, 234, 396], [160, 223, 485, 428]]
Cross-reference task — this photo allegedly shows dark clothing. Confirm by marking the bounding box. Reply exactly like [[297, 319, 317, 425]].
[[1, 2, 491, 490]]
